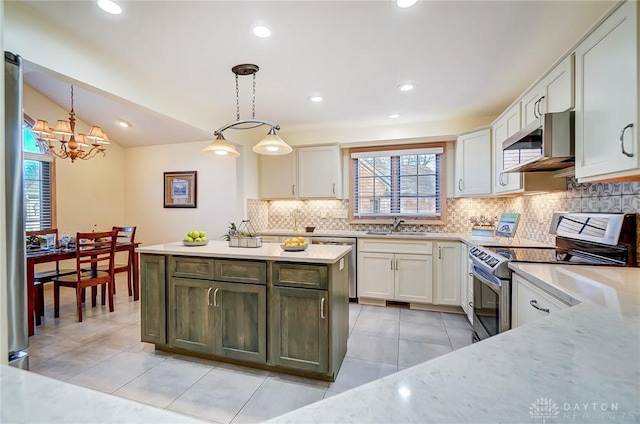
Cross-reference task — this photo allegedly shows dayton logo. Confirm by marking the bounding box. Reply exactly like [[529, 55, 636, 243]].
[[530, 397, 560, 423]]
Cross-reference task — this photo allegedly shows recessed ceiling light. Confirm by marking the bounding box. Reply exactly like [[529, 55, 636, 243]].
[[388, 113, 401, 119], [397, 0, 418, 8], [117, 119, 131, 128], [398, 83, 416, 92], [252, 25, 272, 38], [97, 0, 122, 15], [310, 96, 323, 103]]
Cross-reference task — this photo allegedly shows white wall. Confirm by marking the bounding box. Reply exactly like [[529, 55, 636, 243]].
[[124, 141, 240, 246]]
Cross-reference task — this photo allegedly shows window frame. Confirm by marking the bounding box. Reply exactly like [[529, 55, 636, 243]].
[[349, 142, 448, 225], [23, 116, 57, 231]]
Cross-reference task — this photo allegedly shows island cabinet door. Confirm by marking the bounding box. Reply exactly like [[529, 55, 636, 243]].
[[269, 286, 329, 374], [212, 281, 266, 363], [168, 277, 214, 354], [140, 254, 166, 345]]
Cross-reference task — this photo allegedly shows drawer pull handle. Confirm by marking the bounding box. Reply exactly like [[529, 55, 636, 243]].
[[207, 287, 213, 306], [468, 301, 473, 307], [499, 173, 507, 187], [529, 299, 549, 313], [395, 260, 398, 270], [320, 297, 326, 319], [391, 260, 394, 270], [213, 288, 220, 307], [332, 183, 336, 195], [291, 184, 296, 195], [620, 123, 634, 158], [458, 179, 463, 191]]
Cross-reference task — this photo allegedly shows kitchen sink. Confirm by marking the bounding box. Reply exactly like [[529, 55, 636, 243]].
[[365, 230, 428, 236]]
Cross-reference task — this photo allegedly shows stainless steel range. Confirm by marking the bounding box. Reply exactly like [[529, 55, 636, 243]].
[[469, 212, 637, 342]]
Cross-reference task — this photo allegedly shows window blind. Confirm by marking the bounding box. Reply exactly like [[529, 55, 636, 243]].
[[352, 147, 442, 219]]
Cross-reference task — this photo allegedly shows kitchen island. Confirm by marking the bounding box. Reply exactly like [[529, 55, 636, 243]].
[[136, 241, 351, 381]]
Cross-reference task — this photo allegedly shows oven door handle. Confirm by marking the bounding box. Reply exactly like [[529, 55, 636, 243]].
[[471, 264, 502, 295]]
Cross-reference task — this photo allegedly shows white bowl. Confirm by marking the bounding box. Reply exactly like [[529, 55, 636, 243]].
[[280, 244, 308, 252], [183, 241, 209, 246]]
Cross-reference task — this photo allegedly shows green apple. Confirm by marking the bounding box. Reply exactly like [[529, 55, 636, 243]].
[[201, 236, 208, 242], [188, 230, 198, 239], [184, 236, 194, 242], [194, 237, 202, 242], [198, 230, 206, 238]]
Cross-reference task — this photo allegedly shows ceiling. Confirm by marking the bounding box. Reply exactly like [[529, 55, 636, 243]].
[[16, 0, 614, 148]]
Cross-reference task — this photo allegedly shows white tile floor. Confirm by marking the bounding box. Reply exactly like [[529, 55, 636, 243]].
[[29, 276, 473, 423]]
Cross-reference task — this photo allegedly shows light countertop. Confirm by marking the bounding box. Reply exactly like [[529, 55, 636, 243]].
[[259, 229, 553, 248], [136, 241, 351, 264], [269, 264, 640, 423], [0, 365, 203, 423]]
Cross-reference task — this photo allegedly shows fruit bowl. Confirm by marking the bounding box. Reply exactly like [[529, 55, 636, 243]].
[[280, 244, 308, 252], [183, 241, 209, 247]]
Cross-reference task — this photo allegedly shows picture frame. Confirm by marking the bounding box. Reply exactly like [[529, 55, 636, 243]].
[[164, 171, 197, 208]]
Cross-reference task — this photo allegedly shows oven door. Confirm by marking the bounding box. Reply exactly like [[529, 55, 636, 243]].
[[471, 264, 510, 341]]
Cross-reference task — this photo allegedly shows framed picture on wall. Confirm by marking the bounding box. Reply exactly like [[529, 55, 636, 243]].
[[164, 171, 197, 208]]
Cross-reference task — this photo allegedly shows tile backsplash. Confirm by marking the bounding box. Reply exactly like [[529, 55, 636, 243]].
[[248, 178, 640, 260]]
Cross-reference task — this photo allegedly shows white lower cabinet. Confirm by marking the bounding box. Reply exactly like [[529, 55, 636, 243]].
[[357, 239, 433, 304], [512, 273, 569, 328], [434, 242, 461, 306], [460, 245, 474, 324]]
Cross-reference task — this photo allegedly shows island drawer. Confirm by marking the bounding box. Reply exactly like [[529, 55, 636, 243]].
[[272, 263, 328, 290], [169, 256, 215, 280], [214, 260, 267, 285]]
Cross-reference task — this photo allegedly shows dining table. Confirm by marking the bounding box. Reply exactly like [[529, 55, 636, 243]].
[[25, 242, 140, 336]]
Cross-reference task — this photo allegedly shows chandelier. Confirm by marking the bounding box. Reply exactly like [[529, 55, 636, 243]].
[[32, 85, 109, 163], [202, 64, 292, 158]]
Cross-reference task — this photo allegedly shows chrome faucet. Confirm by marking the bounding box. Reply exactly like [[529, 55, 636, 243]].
[[392, 217, 405, 232]]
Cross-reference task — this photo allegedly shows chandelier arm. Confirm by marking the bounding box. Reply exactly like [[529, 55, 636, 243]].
[[214, 119, 281, 135]]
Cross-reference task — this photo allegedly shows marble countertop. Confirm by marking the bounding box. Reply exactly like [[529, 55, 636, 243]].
[[0, 365, 203, 423], [269, 264, 640, 423], [136, 241, 351, 264], [259, 229, 553, 248]]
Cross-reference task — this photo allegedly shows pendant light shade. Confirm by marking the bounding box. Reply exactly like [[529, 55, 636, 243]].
[[252, 127, 293, 155], [202, 133, 240, 157]]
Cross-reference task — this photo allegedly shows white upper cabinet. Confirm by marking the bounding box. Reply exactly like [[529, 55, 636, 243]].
[[298, 145, 343, 198], [575, 0, 639, 181], [455, 128, 492, 197], [259, 151, 298, 199], [522, 54, 575, 127], [492, 104, 522, 194]]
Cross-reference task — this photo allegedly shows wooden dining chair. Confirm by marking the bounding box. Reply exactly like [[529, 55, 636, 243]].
[[52, 230, 118, 322], [26, 228, 75, 325], [98, 226, 136, 296]]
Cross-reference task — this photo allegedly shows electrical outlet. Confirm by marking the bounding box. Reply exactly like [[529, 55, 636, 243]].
[[332, 210, 348, 219]]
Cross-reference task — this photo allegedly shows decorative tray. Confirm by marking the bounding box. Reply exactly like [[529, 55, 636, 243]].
[[183, 241, 209, 247], [280, 244, 308, 252]]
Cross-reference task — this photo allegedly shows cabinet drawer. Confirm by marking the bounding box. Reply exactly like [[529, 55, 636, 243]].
[[358, 238, 432, 254], [214, 260, 267, 285], [272, 263, 328, 290], [513, 274, 569, 328], [169, 256, 215, 280]]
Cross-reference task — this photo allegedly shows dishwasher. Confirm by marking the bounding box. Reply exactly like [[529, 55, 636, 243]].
[[311, 237, 357, 302]]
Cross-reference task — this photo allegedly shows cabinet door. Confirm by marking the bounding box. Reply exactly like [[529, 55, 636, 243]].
[[512, 274, 569, 328], [522, 84, 545, 127], [394, 254, 433, 303], [140, 254, 166, 345], [269, 286, 329, 374], [455, 129, 492, 196], [544, 54, 574, 114], [298, 145, 341, 198], [466, 260, 474, 325], [168, 277, 214, 354], [434, 242, 461, 306], [493, 104, 523, 193], [259, 151, 297, 199], [357, 252, 395, 299], [459, 245, 468, 314], [213, 281, 266, 363], [575, 1, 638, 180]]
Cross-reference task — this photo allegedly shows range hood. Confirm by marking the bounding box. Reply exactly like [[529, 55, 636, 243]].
[[502, 111, 575, 173]]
